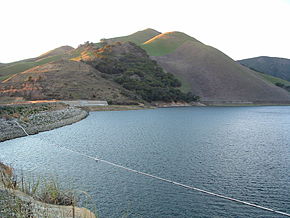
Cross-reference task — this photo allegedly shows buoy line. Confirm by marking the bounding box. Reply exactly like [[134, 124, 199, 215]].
[[14, 120, 29, 136], [14, 121, 290, 217]]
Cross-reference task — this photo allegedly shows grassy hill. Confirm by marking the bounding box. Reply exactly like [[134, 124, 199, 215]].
[[258, 72, 290, 86], [0, 46, 74, 82], [0, 60, 133, 103], [238, 56, 290, 82], [255, 72, 290, 92], [103, 28, 160, 45], [141, 31, 200, 56], [1, 29, 290, 104], [147, 33, 290, 103]]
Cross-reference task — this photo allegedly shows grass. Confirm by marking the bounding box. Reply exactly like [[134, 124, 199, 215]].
[[0, 55, 63, 81], [0, 162, 97, 217], [0, 163, 76, 206], [258, 72, 290, 87], [104, 28, 160, 45], [141, 31, 199, 56], [0, 103, 66, 120], [173, 73, 192, 93]]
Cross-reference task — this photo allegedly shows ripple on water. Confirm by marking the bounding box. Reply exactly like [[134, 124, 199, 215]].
[[0, 106, 290, 217]]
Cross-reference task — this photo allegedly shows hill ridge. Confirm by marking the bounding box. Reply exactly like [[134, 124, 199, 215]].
[[103, 28, 161, 45], [238, 56, 290, 82]]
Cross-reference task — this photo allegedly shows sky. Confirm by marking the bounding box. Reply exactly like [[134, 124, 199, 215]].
[[1, 0, 290, 63]]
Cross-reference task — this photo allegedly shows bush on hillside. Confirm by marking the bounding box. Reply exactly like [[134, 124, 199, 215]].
[[85, 43, 199, 103]]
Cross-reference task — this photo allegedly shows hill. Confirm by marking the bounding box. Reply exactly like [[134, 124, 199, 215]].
[[147, 32, 290, 103], [141, 31, 200, 56], [238, 56, 290, 82], [37, 45, 74, 59], [257, 72, 290, 92], [0, 60, 133, 103], [72, 41, 198, 103], [103, 28, 161, 45], [1, 29, 290, 104], [0, 46, 75, 82]]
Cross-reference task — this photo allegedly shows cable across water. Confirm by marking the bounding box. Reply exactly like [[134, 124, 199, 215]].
[[14, 120, 290, 217]]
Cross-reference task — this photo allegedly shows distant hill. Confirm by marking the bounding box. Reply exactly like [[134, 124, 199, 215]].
[[0, 46, 75, 82], [103, 28, 161, 45], [238, 56, 290, 82], [148, 32, 290, 103]]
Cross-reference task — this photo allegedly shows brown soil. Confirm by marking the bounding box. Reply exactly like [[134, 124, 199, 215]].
[[0, 60, 132, 102]]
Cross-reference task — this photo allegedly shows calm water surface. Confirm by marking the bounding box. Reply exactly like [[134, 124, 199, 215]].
[[1, 107, 290, 217]]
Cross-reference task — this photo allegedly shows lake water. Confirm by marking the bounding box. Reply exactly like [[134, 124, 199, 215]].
[[1, 106, 290, 217]]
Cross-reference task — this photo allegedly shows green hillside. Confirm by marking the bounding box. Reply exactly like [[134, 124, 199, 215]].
[[258, 72, 290, 86], [0, 46, 74, 82], [141, 31, 200, 56], [103, 28, 160, 45], [258, 72, 290, 92], [238, 56, 290, 82]]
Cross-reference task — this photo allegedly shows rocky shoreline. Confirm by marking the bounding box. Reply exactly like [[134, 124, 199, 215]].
[[0, 107, 88, 142]]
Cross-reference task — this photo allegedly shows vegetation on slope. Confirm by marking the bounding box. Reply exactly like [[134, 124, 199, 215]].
[[141, 31, 200, 56], [102, 28, 161, 45], [257, 72, 290, 92], [238, 56, 290, 82], [77, 42, 199, 103], [0, 162, 96, 217], [0, 103, 65, 120], [0, 60, 133, 103], [0, 46, 75, 82]]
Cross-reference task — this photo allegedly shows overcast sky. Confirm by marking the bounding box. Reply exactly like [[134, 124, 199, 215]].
[[1, 0, 290, 63]]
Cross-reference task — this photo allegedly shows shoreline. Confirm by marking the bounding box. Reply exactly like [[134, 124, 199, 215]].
[[1, 101, 290, 143], [0, 106, 88, 142]]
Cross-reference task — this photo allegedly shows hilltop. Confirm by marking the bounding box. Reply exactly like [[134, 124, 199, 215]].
[[37, 45, 74, 59], [103, 28, 161, 45], [238, 56, 290, 82], [0, 46, 76, 82], [141, 31, 200, 56]]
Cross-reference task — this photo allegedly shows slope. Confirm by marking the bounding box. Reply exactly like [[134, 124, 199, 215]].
[[0, 60, 133, 103], [238, 56, 290, 82], [37, 46, 74, 59], [71, 41, 198, 103], [103, 28, 161, 45], [148, 32, 290, 103], [0, 46, 75, 82], [141, 31, 200, 56]]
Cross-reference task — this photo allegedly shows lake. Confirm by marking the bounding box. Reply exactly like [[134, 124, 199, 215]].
[[1, 106, 290, 217]]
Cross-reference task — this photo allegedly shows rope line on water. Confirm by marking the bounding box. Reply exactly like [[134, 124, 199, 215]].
[[14, 121, 290, 217], [14, 121, 29, 136]]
